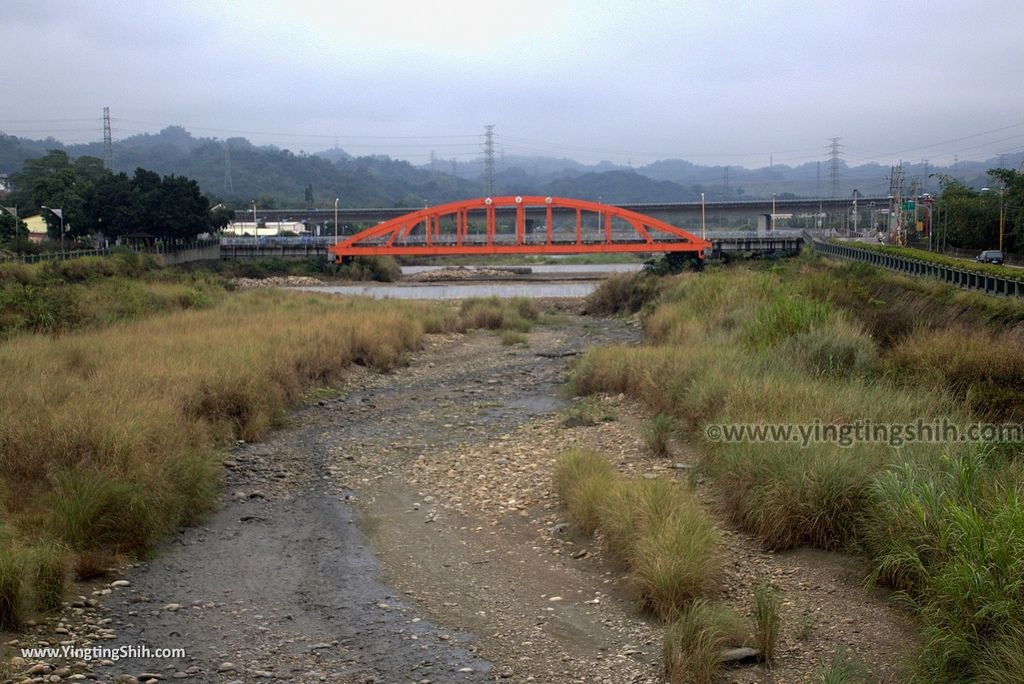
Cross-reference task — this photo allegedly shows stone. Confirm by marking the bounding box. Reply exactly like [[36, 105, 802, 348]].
[[162, 603, 181, 612], [110, 580, 131, 588], [719, 647, 759, 664]]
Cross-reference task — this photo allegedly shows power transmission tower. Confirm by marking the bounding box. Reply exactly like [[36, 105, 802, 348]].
[[223, 142, 234, 195], [450, 158, 457, 176], [828, 137, 842, 198], [482, 125, 496, 196], [429, 150, 437, 176], [102, 107, 113, 170], [722, 166, 730, 197]]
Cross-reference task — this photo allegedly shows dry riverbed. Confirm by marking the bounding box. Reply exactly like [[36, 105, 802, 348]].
[[3, 309, 915, 683]]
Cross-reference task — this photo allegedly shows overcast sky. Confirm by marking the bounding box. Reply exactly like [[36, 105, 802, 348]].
[[3, 0, 1023, 169]]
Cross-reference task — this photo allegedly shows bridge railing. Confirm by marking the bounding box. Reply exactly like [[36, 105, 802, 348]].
[[810, 237, 1024, 298]]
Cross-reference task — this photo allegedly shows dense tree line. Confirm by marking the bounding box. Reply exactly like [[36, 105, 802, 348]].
[[931, 169, 1024, 252], [3, 150, 225, 245]]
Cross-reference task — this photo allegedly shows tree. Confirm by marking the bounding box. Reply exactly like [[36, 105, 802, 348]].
[[0, 212, 27, 248], [210, 205, 234, 231]]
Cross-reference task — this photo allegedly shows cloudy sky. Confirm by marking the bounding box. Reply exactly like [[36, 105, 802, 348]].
[[3, 0, 1023, 168]]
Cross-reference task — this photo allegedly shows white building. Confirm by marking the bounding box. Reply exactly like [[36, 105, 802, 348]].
[[226, 220, 307, 237]]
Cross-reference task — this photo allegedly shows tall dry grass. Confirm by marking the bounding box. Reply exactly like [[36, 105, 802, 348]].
[[554, 449, 719, 620], [0, 289, 449, 624]]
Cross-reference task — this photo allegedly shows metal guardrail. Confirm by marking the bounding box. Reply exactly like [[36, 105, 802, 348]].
[[811, 237, 1024, 298]]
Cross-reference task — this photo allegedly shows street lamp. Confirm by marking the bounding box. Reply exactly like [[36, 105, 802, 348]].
[[981, 187, 1007, 251], [251, 200, 258, 255], [41, 205, 65, 251], [851, 189, 860, 237], [700, 192, 706, 239], [334, 198, 339, 244]]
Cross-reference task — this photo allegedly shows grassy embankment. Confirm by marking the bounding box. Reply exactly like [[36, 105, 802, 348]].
[[0, 254, 539, 630], [834, 239, 1024, 281], [568, 257, 1024, 682], [0, 252, 227, 338]]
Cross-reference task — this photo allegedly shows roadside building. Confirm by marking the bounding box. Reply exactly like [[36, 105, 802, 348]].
[[24, 214, 48, 243], [225, 220, 307, 237]]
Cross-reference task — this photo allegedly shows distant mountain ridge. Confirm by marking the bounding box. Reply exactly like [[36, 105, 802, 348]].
[[2, 126, 1019, 208]]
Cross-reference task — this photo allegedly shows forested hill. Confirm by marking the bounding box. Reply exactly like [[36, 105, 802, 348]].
[[2, 126, 1020, 208]]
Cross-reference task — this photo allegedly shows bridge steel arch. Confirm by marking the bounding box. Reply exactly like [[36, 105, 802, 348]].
[[328, 196, 711, 261]]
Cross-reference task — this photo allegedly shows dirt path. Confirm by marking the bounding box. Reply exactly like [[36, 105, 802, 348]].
[[4, 310, 916, 683]]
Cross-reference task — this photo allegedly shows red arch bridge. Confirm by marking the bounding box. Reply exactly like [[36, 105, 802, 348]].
[[327, 196, 711, 262]]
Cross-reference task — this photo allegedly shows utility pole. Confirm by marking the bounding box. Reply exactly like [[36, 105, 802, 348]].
[[828, 137, 842, 198], [816, 161, 822, 229], [102, 107, 113, 170], [482, 125, 496, 197], [922, 159, 929, 193]]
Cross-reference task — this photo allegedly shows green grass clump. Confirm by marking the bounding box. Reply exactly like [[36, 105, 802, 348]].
[[555, 450, 719, 618], [663, 600, 746, 684], [499, 330, 528, 346], [29, 543, 70, 612], [743, 295, 831, 350], [753, 582, 780, 665], [865, 449, 1024, 682], [629, 503, 720, 619], [641, 413, 675, 456], [554, 448, 615, 535], [458, 296, 539, 333], [0, 546, 25, 629], [817, 649, 870, 683], [584, 272, 665, 314]]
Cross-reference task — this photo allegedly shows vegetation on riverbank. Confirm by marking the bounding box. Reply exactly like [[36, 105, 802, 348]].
[[204, 255, 401, 282], [574, 258, 1024, 681], [0, 274, 554, 628], [0, 251, 226, 338]]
